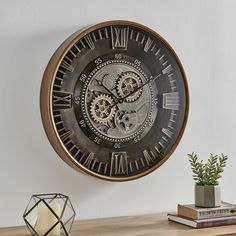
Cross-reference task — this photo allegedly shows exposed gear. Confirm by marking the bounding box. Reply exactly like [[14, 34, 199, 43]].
[[102, 73, 116, 90], [115, 110, 138, 133], [90, 94, 116, 124], [117, 71, 143, 102], [97, 124, 109, 134]]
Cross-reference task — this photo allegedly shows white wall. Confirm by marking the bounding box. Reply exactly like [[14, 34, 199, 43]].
[[1, 0, 236, 227]]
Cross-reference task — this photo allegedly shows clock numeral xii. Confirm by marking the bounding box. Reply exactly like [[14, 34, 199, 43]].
[[111, 26, 129, 50]]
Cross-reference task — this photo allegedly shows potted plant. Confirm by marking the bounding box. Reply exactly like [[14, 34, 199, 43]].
[[188, 152, 228, 208]]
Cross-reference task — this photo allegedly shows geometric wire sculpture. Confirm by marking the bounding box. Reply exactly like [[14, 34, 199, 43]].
[[23, 193, 76, 236]]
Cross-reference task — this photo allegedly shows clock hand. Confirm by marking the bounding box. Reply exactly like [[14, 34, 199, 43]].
[[118, 73, 162, 103], [95, 78, 119, 102], [107, 73, 162, 111]]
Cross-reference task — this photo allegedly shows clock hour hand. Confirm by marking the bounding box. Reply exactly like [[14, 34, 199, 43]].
[[95, 78, 119, 102]]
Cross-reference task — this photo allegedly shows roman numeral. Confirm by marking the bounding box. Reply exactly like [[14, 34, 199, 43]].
[[163, 92, 180, 110], [52, 91, 72, 110], [110, 152, 128, 176], [60, 129, 73, 142], [84, 34, 95, 49], [143, 145, 165, 166], [144, 37, 154, 52], [60, 60, 74, 72], [83, 152, 95, 169], [111, 26, 129, 50], [143, 150, 154, 166]]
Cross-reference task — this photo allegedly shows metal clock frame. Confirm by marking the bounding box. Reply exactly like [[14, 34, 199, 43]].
[[40, 20, 189, 182]]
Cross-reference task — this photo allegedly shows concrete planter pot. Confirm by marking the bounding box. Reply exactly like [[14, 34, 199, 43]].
[[195, 185, 221, 208]]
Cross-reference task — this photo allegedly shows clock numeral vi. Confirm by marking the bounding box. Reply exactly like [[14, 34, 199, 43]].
[[110, 152, 128, 176]]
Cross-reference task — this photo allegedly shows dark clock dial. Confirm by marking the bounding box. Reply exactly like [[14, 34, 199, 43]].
[[40, 21, 189, 181]]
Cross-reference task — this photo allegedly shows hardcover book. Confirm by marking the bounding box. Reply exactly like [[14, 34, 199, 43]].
[[178, 201, 236, 220], [168, 213, 236, 228]]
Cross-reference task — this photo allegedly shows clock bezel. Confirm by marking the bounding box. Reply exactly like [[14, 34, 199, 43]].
[[40, 20, 189, 182]]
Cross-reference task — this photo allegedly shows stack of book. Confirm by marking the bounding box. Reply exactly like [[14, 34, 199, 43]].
[[168, 201, 236, 228]]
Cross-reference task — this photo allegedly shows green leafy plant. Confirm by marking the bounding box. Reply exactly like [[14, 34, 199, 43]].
[[188, 152, 228, 186]]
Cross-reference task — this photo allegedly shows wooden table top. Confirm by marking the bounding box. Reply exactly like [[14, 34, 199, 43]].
[[1, 213, 236, 236]]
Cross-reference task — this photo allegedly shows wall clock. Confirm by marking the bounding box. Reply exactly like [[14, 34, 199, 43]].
[[40, 20, 189, 181]]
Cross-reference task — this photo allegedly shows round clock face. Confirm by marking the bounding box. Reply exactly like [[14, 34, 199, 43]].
[[40, 21, 189, 181]]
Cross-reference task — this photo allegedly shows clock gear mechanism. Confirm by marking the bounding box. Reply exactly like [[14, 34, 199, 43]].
[[40, 20, 189, 181]]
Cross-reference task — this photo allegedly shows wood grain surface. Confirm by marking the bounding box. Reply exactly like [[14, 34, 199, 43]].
[[1, 213, 236, 236]]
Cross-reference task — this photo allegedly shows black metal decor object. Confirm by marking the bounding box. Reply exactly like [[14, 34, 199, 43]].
[[23, 193, 76, 236]]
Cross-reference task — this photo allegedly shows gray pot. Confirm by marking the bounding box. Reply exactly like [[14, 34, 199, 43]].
[[195, 185, 221, 207]]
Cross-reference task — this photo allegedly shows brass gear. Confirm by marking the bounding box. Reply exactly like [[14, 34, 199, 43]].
[[90, 94, 116, 124], [117, 71, 142, 102]]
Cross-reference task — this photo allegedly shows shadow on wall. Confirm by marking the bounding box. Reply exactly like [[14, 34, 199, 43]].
[[6, 26, 114, 208]]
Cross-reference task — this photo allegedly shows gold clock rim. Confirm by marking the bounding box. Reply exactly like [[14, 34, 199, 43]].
[[40, 20, 189, 182]]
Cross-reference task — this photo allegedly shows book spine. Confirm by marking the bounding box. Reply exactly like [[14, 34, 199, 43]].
[[198, 209, 235, 219], [197, 218, 236, 228]]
